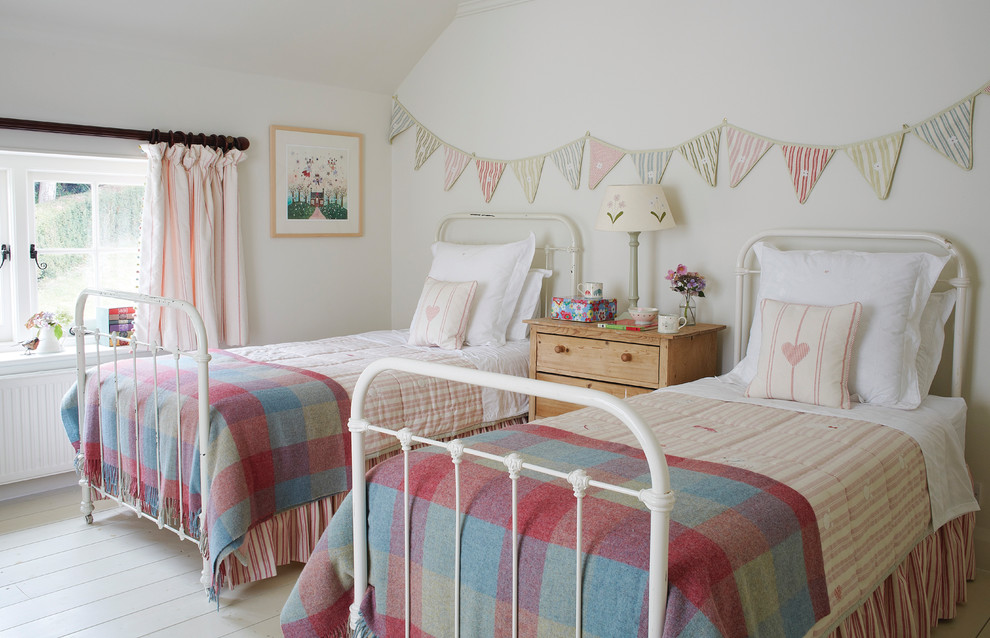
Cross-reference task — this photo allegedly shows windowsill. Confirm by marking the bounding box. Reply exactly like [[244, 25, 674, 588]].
[[0, 341, 134, 377], [0, 343, 81, 376]]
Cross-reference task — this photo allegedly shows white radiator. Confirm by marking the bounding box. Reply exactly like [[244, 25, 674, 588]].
[[0, 369, 77, 485]]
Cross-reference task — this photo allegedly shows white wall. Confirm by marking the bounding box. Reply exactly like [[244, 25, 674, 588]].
[[394, 0, 990, 564], [0, 37, 393, 346]]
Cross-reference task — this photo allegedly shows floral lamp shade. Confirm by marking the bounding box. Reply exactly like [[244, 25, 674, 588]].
[[595, 184, 676, 309], [595, 184, 676, 232]]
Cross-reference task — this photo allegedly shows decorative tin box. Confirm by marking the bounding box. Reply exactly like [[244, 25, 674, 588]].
[[550, 296, 617, 322]]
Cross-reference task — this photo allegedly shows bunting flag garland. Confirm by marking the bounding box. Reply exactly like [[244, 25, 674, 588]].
[[588, 140, 626, 189], [679, 128, 721, 187], [388, 78, 990, 204], [911, 98, 975, 170], [782, 146, 834, 204], [443, 147, 473, 191], [511, 156, 546, 203], [414, 127, 443, 170], [389, 100, 416, 142], [630, 150, 673, 184], [476, 159, 505, 203], [549, 139, 586, 189], [725, 126, 774, 188], [845, 133, 905, 200]]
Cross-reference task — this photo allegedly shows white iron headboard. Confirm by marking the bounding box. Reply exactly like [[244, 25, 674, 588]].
[[733, 229, 970, 398]]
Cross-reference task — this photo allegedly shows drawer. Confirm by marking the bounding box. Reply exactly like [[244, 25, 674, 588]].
[[535, 333, 659, 387], [532, 372, 653, 419]]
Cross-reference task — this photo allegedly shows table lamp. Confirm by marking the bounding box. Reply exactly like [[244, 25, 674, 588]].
[[595, 184, 676, 309]]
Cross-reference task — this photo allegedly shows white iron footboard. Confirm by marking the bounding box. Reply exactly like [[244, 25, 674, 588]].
[[72, 288, 211, 574], [348, 357, 675, 638]]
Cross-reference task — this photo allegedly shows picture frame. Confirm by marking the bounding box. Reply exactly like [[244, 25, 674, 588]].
[[270, 125, 363, 237]]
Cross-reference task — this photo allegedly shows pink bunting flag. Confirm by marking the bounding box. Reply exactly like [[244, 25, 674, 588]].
[[781, 146, 834, 204], [983, 83, 990, 95], [476, 159, 505, 202], [588, 140, 625, 189], [443, 147, 472, 191], [726, 127, 773, 188]]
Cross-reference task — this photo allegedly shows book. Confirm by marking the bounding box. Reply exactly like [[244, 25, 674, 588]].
[[106, 322, 134, 332], [597, 319, 658, 331]]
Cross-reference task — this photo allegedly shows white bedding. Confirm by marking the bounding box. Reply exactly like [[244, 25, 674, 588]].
[[672, 376, 978, 530]]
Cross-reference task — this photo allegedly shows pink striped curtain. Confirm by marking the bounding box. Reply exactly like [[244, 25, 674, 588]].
[[136, 142, 248, 350]]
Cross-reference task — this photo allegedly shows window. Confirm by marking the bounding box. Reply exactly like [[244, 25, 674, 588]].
[[0, 151, 147, 346]]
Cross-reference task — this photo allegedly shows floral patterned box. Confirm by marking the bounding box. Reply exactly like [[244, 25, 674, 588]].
[[550, 297, 617, 322]]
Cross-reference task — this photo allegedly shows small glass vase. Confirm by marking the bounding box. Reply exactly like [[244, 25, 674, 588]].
[[679, 294, 697, 326]]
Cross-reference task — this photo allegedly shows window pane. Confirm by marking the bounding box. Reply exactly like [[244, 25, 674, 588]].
[[98, 251, 139, 292], [98, 184, 143, 247], [36, 252, 93, 316], [34, 182, 92, 248]]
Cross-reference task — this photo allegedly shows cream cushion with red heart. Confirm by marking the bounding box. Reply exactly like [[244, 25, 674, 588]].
[[746, 298, 863, 409], [408, 278, 478, 350]]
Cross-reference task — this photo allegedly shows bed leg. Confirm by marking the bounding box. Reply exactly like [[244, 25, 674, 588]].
[[79, 477, 94, 524]]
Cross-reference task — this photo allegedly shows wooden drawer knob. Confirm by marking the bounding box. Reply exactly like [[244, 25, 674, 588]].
[[554, 344, 567, 353], [621, 353, 632, 362]]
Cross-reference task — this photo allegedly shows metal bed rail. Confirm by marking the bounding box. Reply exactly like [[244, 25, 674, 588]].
[[72, 288, 211, 578], [347, 357, 674, 638]]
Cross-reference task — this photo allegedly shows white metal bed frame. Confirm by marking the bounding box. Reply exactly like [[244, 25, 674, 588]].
[[343, 228, 970, 638]]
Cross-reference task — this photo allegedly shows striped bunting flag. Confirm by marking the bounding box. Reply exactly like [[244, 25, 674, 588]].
[[726, 127, 773, 188], [548, 139, 585, 189], [443, 147, 472, 191], [414, 127, 443, 170], [983, 82, 990, 95], [781, 146, 834, 204], [679, 129, 720, 187], [630, 150, 673, 184], [511, 156, 546, 203], [912, 98, 974, 170], [475, 159, 505, 202], [588, 140, 625, 189], [388, 101, 415, 143], [845, 133, 905, 200]]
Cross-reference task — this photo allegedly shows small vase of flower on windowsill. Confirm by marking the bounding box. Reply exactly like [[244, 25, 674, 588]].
[[23, 310, 72, 354], [665, 264, 706, 326]]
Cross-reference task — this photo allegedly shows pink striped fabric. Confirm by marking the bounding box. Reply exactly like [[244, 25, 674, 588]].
[[443, 147, 472, 191], [726, 126, 773, 187], [587, 140, 625, 189], [475, 159, 505, 202], [782, 145, 835, 204]]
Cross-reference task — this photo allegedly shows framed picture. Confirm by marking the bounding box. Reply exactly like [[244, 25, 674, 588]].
[[270, 125, 363, 237]]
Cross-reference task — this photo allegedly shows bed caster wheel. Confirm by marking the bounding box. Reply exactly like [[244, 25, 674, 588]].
[[84, 514, 93, 524]]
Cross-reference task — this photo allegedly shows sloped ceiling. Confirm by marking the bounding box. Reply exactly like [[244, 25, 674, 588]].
[[0, 0, 475, 94]]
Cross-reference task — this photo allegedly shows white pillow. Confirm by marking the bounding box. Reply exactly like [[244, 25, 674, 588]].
[[916, 290, 956, 398], [408, 278, 478, 350], [428, 233, 536, 346], [746, 299, 862, 409], [728, 243, 947, 409], [506, 269, 552, 341]]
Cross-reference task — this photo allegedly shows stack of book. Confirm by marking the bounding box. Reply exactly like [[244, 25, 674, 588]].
[[97, 306, 136, 346]]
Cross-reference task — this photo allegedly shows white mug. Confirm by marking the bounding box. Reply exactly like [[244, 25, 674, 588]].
[[577, 281, 604, 298], [657, 314, 688, 334]]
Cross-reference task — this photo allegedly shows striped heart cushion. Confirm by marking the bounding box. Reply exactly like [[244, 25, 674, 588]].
[[409, 277, 478, 350], [746, 298, 863, 409]]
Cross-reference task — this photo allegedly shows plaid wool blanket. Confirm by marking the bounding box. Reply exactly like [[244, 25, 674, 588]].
[[61, 349, 351, 596], [281, 423, 829, 638]]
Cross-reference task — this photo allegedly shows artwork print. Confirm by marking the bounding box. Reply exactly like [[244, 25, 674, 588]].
[[286, 144, 349, 221], [270, 126, 363, 237]]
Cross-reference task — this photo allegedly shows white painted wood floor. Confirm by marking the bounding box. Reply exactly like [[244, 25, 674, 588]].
[[1, 484, 988, 637]]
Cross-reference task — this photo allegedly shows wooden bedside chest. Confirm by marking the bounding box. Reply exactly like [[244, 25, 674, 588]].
[[524, 318, 727, 420]]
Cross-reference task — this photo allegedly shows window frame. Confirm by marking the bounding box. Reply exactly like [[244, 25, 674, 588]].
[[0, 150, 147, 347]]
